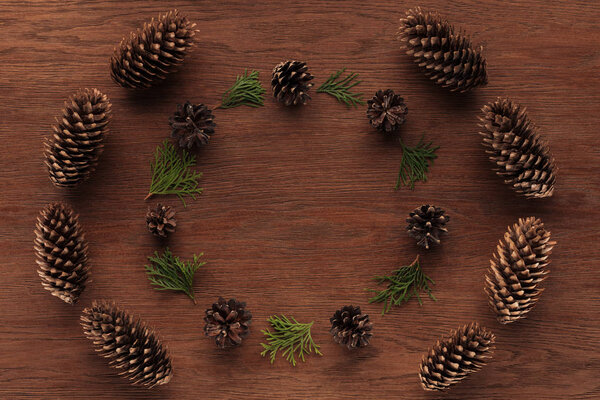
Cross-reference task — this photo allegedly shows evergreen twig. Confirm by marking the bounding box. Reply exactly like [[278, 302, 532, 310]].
[[367, 255, 436, 315], [396, 136, 439, 190], [146, 140, 203, 206], [260, 315, 322, 366], [217, 69, 266, 109], [145, 247, 205, 304], [316, 68, 365, 107]]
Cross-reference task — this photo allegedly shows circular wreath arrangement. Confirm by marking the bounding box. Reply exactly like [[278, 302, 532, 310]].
[[36, 8, 557, 391]]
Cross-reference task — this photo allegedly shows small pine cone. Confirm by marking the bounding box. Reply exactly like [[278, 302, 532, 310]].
[[45, 88, 111, 187], [406, 205, 449, 249], [330, 305, 373, 349], [34, 202, 89, 304], [485, 217, 555, 324], [479, 98, 556, 198], [81, 301, 173, 388], [398, 8, 488, 92], [271, 60, 314, 106], [419, 322, 495, 391], [204, 297, 252, 348], [110, 10, 197, 89], [366, 89, 408, 133], [169, 102, 215, 149], [146, 204, 177, 238]]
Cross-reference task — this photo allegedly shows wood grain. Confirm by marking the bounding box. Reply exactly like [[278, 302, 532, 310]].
[[1, 1, 599, 398]]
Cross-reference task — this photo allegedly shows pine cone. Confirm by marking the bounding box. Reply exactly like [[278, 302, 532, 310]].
[[169, 102, 215, 149], [110, 10, 197, 89], [419, 322, 495, 391], [479, 98, 556, 198], [204, 297, 252, 348], [366, 89, 408, 133], [45, 88, 111, 187], [34, 202, 89, 304], [406, 205, 449, 249], [271, 60, 314, 106], [485, 217, 555, 324], [81, 301, 173, 388], [330, 305, 373, 349], [146, 204, 177, 238], [398, 7, 488, 92]]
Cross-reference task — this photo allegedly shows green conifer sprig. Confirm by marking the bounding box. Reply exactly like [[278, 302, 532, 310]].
[[145, 247, 205, 303], [317, 68, 365, 107], [146, 140, 203, 206], [396, 137, 439, 190], [217, 69, 266, 109], [367, 255, 436, 315], [260, 315, 322, 366]]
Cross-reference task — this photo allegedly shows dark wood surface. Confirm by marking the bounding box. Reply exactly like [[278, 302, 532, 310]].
[[1, 1, 599, 398]]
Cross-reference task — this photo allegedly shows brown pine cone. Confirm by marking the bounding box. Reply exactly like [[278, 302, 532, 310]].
[[34, 202, 89, 304], [45, 88, 111, 187], [398, 7, 488, 92], [271, 60, 314, 106], [479, 98, 556, 198], [146, 204, 177, 238], [406, 205, 449, 249], [366, 89, 408, 133], [204, 297, 252, 348], [330, 305, 373, 349], [169, 102, 215, 149], [110, 10, 197, 89], [419, 322, 495, 391], [81, 301, 173, 387], [486, 217, 555, 324]]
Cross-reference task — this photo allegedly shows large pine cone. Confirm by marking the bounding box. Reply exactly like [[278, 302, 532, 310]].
[[366, 89, 408, 133], [110, 10, 197, 89], [479, 98, 556, 198], [169, 102, 215, 149], [34, 202, 89, 304], [45, 88, 111, 187], [146, 203, 177, 238], [204, 297, 252, 348], [271, 60, 314, 106], [406, 205, 449, 249], [485, 217, 555, 324], [81, 301, 173, 387], [419, 322, 495, 391], [330, 305, 373, 349], [398, 7, 487, 92]]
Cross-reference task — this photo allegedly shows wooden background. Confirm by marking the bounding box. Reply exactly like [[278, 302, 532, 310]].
[[1, 1, 599, 399]]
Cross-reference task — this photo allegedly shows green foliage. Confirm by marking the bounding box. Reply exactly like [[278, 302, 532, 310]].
[[218, 69, 266, 109], [147, 140, 203, 206], [145, 247, 205, 303], [316, 68, 365, 107], [260, 315, 322, 366], [367, 255, 436, 315], [396, 137, 439, 190]]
